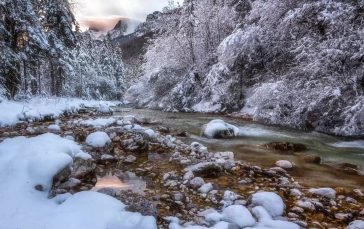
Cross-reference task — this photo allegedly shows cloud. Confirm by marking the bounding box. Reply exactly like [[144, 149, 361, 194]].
[[74, 0, 181, 21]]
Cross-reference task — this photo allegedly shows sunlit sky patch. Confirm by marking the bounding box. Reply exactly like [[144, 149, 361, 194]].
[[74, 0, 183, 31]]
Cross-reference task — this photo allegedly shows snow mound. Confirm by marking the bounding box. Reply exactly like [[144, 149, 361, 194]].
[[202, 119, 239, 139], [250, 192, 285, 217], [250, 206, 300, 229], [75, 117, 117, 128], [221, 205, 256, 227], [0, 97, 117, 127], [0, 133, 156, 229], [86, 131, 111, 147], [48, 124, 61, 132]]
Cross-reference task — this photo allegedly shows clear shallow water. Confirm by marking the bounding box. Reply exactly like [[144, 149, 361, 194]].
[[116, 108, 364, 189]]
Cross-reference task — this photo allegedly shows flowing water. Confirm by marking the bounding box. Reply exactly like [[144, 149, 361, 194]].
[[116, 108, 364, 189]]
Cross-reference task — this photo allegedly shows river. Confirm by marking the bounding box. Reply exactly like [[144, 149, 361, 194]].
[[116, 108, 364, 190]]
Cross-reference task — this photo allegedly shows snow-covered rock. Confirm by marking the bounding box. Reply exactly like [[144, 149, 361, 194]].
[[221, 205, 256, 227], [251, 206, 300, 229], [250, 192, 285, 217], [86, 131, 111, 147], [0, 133, 156, 229], [198, 183, 213, 194], [48, 124, 61, 132], [275, 160, 293, 169], [75, 117, 117, 128], [347, 220, 364, 229], [202, 119, 239, 139], [309, 188, 336, 199]]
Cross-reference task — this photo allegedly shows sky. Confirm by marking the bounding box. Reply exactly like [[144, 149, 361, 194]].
[[74, 0, 183, 32]]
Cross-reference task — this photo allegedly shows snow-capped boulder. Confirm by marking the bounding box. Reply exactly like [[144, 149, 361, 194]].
[[85, 131, 111, 147], [202, 119, 239, 139], [251, 206, 300, 229], [222, 205, 256, 228], [48, 124, 61, 133], [275, 160, 293, 169], [250, 192, 285, 217], [97, 104, 113, 115], [347, 220, 364, 229], [309, 188, 336, 199]]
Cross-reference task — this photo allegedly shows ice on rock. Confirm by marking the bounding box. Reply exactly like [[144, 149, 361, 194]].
[[202, 119, 239, 139], [250, 192, 285, 217], [85, 131, 111, 147], [309, 188, 336, 199], [250, 206, 300, 229], [0, 133, 156, 229]]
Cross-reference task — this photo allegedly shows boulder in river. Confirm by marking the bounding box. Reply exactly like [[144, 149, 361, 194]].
[[202, 119, 239, 139], [263, 142, 307, 152]]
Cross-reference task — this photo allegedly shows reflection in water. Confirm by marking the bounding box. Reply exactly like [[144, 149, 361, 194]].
[[93, 172, 146, 194]]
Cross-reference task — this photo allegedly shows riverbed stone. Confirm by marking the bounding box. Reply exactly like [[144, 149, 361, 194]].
[[275, 160, 293, 169]]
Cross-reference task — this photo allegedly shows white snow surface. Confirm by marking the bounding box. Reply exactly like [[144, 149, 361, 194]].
[[85, 131, 111, 147], [250, 192, 285, 217], [0, 133, 156, 229], [0, 97, 118, 127], [74, 117, 117, 128]]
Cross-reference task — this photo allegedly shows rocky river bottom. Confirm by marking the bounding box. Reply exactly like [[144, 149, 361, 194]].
[[0, 107, 363, 229]]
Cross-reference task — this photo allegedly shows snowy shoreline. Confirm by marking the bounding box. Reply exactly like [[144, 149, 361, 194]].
[[0, 102, 363, 229]]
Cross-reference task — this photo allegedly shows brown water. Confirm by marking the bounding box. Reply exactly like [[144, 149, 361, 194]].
[[116, 108, 364, 189]]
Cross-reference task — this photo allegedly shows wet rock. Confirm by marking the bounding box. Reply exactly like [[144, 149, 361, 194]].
[[337, 163, 360, 175], [189, 177, 205, 189], [290, 189, 303, 197], [71, 158, 96, 179], [198, 183, 213, 194], [302, 155, 321, 164], [35, 184, 44, 191], [275, 160, 293, 169], [124, 155, 137, 163], [335, 213, 352, 221], [224, 190, 239, 203], [58, 178, 81, 190], [263, 142, 307, 152], [296, 199, 315, 211], [186, 162, 223, 178]]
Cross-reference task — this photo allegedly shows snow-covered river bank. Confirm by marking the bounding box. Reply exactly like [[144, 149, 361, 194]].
[[0, 100, 363, 229]]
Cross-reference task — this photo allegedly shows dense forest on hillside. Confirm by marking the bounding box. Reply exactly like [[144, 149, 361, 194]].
[[0, 0, 124, 100], [123, 0, 364, 136]]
